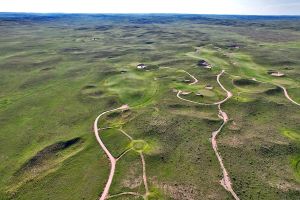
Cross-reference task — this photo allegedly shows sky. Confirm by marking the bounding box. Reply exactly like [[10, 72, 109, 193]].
[[0, 0, 299, 15]]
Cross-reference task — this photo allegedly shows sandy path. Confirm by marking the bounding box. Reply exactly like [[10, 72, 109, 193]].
[[176, 70, 232, 106], [216, 70, 233, 104], [278, 85, 300, 106], [116, 148, 132, 161], [176, 70, 208, 104], [119, 129, 133, 140], [120, 129, 149, 197], [176, 70, 239, 200], [107, 128, 149, 199], [140, 153, 149, 195], [212, 71, 239, 200], [176, 90, 214, 106], [183, 70, 199, 85], [94, 105, 129, 200], [252, 78, 300, 107], [212, 104, 239, 200]]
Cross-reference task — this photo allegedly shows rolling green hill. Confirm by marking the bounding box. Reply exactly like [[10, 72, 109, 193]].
[[0, 14, 300, 200]]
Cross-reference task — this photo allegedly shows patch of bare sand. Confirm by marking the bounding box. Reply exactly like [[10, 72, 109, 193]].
[[228, 121, 240, 131], [269, 180, 300, 192], [151, 178, 198, 200], [121, 163, 143, 189], [219, 121, 243, 148], [221, 135, 243, 148]]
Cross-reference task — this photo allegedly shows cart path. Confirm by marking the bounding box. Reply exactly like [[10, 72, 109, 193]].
[[183, 70, 198, 85], [212, 104, 239, 200], [94, 115, 149, 200], [177, 91, 215, 106], [94, 105, 129, 200], [119, 129, 149, 198], [176, 70, 239, 200], [278, 85, 300, 106], [140, 152, 149, 195], [177, 70, 231, 106], [216, 70, 233, 104], [212, 71, 239, 200], [96, 69, 240, 199], [119, 129, 134, 140], [252, 78, 300, 106], [116, 148, 133, 161]]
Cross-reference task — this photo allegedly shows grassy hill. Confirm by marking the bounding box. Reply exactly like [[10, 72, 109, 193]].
[[0, 13, 299, 200]]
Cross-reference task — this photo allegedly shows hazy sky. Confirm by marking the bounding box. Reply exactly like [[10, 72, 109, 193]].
[[0, 0, 299, 15]]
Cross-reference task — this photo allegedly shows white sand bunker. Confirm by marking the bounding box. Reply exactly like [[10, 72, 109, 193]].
[[181, 91, 191, 95], [271, 72, 285, 77], [205, 84, 214, 90]]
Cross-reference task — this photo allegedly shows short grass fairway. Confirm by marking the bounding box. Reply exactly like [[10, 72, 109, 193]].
[[0, 14, 300, 200]]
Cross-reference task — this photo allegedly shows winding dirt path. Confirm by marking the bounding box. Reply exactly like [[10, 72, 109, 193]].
[[183, 70, 198, 85], [140, 153, 149, 195], [278, 85, 300, 106], [252, 78, 300, 107], [176, 70, 239, 200], [212, 71, 239, 200], [119, 129, 149, 198], [176, 70, 232, 106], [94, 105, 129, 200], [95, 68, 241, 199], [176, 91, 214, 106], [216, 70, 233, 104], [94, 118, 149, 200], [116, 148, 132, 161]]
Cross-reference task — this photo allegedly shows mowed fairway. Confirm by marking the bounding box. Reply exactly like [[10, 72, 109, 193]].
[[0, 14, 300, 200]]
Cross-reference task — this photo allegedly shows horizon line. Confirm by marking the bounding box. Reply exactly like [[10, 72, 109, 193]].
[[0, 12, 300, 17]]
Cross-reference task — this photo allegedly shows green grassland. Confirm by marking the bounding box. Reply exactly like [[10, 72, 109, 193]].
[[0, 14, 300, 200]]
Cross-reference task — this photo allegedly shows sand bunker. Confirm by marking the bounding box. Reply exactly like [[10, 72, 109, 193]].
[[181, 91, 191, 95], [205, 84, 214, 90], [270, 72, 285, 77]]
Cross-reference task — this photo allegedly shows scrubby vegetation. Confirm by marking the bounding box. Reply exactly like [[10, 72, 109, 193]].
[[0, 13, 299, 200]]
